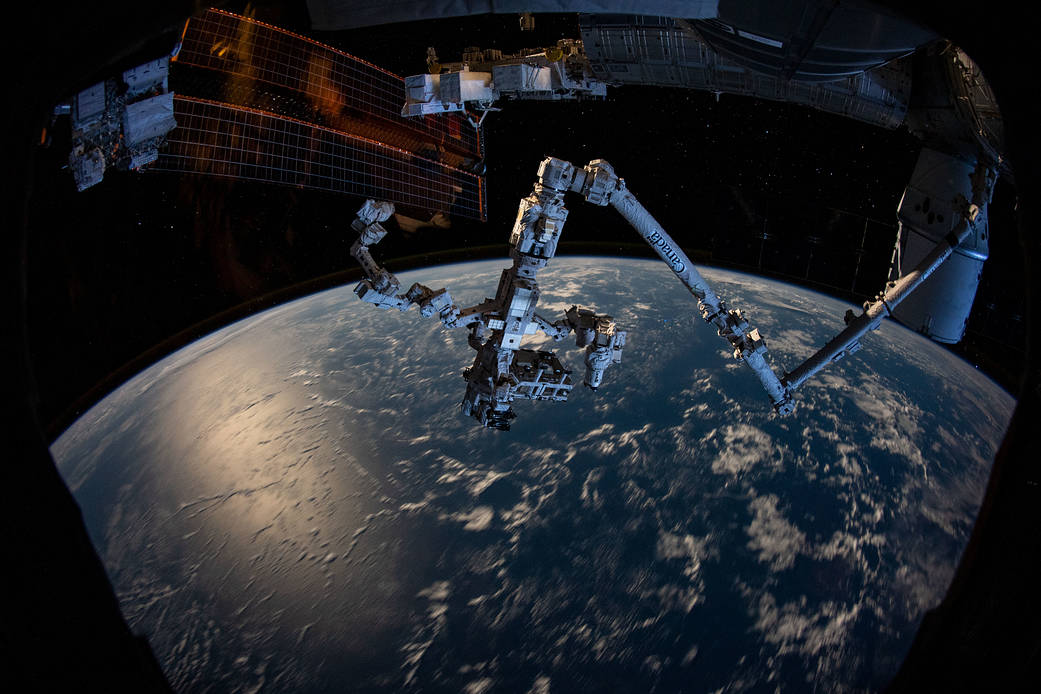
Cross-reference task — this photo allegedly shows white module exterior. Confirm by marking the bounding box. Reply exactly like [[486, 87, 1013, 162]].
[[68, 144, 106, 191], [123, 57, 170, 98], [129, 149, 160, 169], [402, 74, 454, 115], [401, 42, 608, 116], [579, 15, 912, 130], [401, 70, 497, 115], [439, 70, 495, 104], [492, 63, 553, 93], [73, 82, 106, 128], [890, 148, 990, 344], [782, 162, 994, 401], [123, 92, 176, 145], [64, 55, 177, 190]]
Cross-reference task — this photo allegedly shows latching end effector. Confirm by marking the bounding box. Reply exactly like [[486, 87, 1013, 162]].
[[565, 305, 627, 390], [355, 279, 410, 310], [404, 284, 462, 326], [352, 199, 395, 231], [534, 157, 622, 207], [557, 159, 621, 206], [708, 307, 792, 416], [733, 327, 767, 363], [583, 330, 626, 390], [773, 391, 796, 416], [536, 157, 579, 192]]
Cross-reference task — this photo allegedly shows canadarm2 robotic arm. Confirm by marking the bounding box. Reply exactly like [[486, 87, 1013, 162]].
[[531, 157, 792, 413]]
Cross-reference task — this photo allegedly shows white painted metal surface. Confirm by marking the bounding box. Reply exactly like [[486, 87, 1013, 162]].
[[123, 93, 176, 145], [889, 148, 991, 343], [348, 157, 629, 429]]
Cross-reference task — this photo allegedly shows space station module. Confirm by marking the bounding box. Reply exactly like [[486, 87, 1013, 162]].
[[402, 41, 607, 118], [59, 56, 177, 191]]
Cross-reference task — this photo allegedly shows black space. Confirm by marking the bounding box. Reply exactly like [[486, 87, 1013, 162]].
[[26, 5, 1025, 440]]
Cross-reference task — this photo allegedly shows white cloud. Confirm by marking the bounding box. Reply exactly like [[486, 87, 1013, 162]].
[[752, 592, 861, 658], [470, 470, 511, 497], [653, 531, 715, 613], [814, 530, 886, 572], [443, 506, 494, 531], [648, 582, 705, 615], [463, 678, 495, 694], [580, 468, 604, 509], [526, 675, 551, 694], [709, 424, 776, 476], [745, 495, 806, 571], [656, 531, 714, 568]]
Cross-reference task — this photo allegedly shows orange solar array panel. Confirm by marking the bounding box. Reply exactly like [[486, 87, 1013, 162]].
[[174, 9, 481, 162], [154, 96, 485, 219]]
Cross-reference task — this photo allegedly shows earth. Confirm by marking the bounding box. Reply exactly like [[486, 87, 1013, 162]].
[[52, 257, 1014, 693]]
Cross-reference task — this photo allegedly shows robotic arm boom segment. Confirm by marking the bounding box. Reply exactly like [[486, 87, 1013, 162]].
[[781, 161, 996, 395], [349, 200, 465, 328], [558, 158, 792, 413]]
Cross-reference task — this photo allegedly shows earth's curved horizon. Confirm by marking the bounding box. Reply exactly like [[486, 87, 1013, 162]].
[[53, 257, 1014, 692]]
